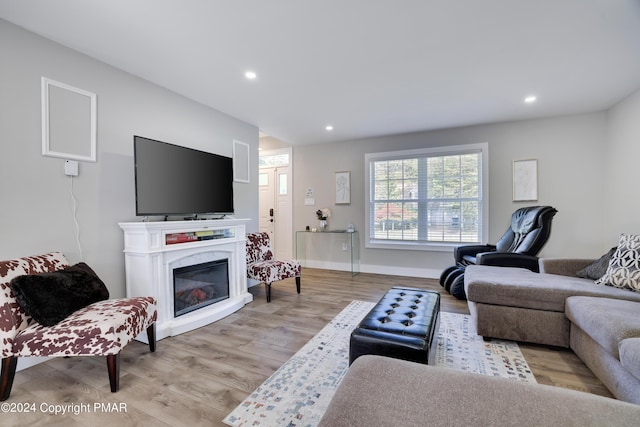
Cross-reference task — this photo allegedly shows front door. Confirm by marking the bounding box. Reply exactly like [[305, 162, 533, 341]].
[[259, 148, 293, 259]]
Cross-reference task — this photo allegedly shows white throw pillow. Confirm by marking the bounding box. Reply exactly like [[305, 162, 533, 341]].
[[595, 234, 640, 292]]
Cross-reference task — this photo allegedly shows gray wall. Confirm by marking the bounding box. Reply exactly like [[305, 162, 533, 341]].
[[3, 17, 637, 285], [604, 89, 640, 242], [0, 20, 259, 296], [294, 112, 611, 277]]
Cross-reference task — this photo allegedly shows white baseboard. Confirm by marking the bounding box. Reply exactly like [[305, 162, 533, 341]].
[[17, 356, 50, 371], [361, 264, 442, 279], [300, 260, 441, 279], [247, 278, 261, 288]]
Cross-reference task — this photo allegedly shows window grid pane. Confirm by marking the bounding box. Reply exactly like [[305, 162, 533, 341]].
[[370, 151, 481, 244]]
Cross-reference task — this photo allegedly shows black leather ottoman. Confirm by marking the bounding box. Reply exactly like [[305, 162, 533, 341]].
[[349, 286, 440, 365]]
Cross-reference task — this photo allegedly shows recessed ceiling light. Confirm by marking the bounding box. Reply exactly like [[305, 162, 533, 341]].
[[325, 125, 334, 131], [245, 71, 257, 80], [524, 96, 537, 103]]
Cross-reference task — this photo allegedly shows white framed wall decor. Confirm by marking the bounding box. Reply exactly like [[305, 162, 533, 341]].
[[513, 159, 538, 201], [233, 140, 250, 183], [41, 77, 97, 162], [335, 171, 351, 204]]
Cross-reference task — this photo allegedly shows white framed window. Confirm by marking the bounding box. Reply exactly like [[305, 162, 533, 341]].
[[365, 143, 488, 251]]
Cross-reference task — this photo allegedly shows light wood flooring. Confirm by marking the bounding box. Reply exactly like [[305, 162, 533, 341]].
[[5, 268, 613, 426]]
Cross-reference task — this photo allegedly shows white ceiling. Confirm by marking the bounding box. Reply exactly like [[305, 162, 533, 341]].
[[1, 0, 639, 146]]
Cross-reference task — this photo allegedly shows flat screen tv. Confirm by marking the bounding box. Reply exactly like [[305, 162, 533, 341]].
[[134, 135, 234, 217]]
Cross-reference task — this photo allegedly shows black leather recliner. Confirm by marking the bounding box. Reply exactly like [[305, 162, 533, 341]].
[[440, 206, 558, 300]]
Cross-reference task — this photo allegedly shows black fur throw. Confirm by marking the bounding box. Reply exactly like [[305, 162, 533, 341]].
[[10, 262, 109, 326]]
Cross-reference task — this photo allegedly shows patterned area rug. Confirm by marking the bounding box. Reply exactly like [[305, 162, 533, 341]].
[[223, 300, 536, 427], [435, 309, 536, 382]]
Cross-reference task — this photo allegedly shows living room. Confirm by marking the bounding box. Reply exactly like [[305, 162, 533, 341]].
[[1, 1, 640, 425], [2, 2, 640, 294]]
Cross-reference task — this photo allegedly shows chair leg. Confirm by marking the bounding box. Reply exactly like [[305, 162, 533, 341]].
[[146, 323, 156, 353], [1, 356, 18, 401], [107, 353, 120, 392], [265, 283, 272, 303], [296, 276, 301, 294]]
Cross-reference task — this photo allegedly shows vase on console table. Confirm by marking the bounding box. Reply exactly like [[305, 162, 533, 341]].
[[315, 208, 331, 231]]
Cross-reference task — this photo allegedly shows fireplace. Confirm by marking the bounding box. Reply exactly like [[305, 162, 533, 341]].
[[173, 259, 230, 317], [120, 219, 253, 341]]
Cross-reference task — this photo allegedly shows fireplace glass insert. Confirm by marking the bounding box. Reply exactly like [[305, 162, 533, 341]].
[[173, 258, 230, 317]]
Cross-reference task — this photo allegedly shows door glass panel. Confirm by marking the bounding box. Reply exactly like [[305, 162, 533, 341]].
[[278, 173, 287, 195], [259, 153, 289, 167], [259, 173, 269, 186]]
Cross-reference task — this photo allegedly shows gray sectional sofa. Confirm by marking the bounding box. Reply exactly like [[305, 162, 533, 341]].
[[319, 355, 640, 426], [320, 256, 640, 425], [464, 259, 640, 404]]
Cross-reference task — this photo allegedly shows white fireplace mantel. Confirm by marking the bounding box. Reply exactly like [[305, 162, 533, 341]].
[[119, 218, 253, 341]]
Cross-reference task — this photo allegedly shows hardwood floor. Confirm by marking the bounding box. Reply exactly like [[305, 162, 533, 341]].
[[4, 268, 613, 426]]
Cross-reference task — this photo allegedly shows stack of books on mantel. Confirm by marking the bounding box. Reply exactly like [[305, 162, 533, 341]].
[[166, 229, 229, 245]]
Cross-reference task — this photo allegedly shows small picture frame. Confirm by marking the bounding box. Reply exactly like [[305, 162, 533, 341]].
[[335, 171, 351, 204], [513, 159, 538, 201]]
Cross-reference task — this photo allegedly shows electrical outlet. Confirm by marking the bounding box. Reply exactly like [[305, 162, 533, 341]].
[[64, 160, 79, 176], [342, 242, 348, 251]]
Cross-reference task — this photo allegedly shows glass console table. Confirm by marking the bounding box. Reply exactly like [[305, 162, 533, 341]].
[[296, 230, 359, 276]]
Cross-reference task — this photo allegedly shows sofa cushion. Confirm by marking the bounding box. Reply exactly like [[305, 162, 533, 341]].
[[10, 262, 109, 326], [247, 259, 301, 284], [565, 296, 640, 359], [596, 234, 640, 292], [465, 265, 640, 312], [576, 247, 616, 280], [318, 355, 640, 427], [619, 338, 640, 382], [12, 296, 157, 357]]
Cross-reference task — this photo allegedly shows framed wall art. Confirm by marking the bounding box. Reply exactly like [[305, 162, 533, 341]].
[[335, 171, 351, 204], [513, 159, 538, 201], [233, 140, 250, 183], [41, 77, 97, 162]]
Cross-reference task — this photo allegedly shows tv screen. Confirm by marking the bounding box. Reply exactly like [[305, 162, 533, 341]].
[[134, 136, 234, 216]]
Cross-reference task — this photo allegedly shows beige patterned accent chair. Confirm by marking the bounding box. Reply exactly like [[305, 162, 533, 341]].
[[246, 232, 301, 303], [0, 252, 157, 401]]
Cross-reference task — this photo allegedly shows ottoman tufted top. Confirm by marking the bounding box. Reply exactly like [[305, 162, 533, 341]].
[[357, 287, 440, 338]]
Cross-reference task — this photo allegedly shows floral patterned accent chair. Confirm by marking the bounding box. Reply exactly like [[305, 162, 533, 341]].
[[246, 232, 301, 303], [0, 252, 157, 401]]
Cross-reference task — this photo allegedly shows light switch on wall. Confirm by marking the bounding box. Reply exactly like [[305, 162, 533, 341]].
[[64, 160, 79, 176]]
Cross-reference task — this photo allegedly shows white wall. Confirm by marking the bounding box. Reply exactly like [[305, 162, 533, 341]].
[[604, 88, 640, 242], [294, 112, 609, 277], [0, 20, 259, 297]]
